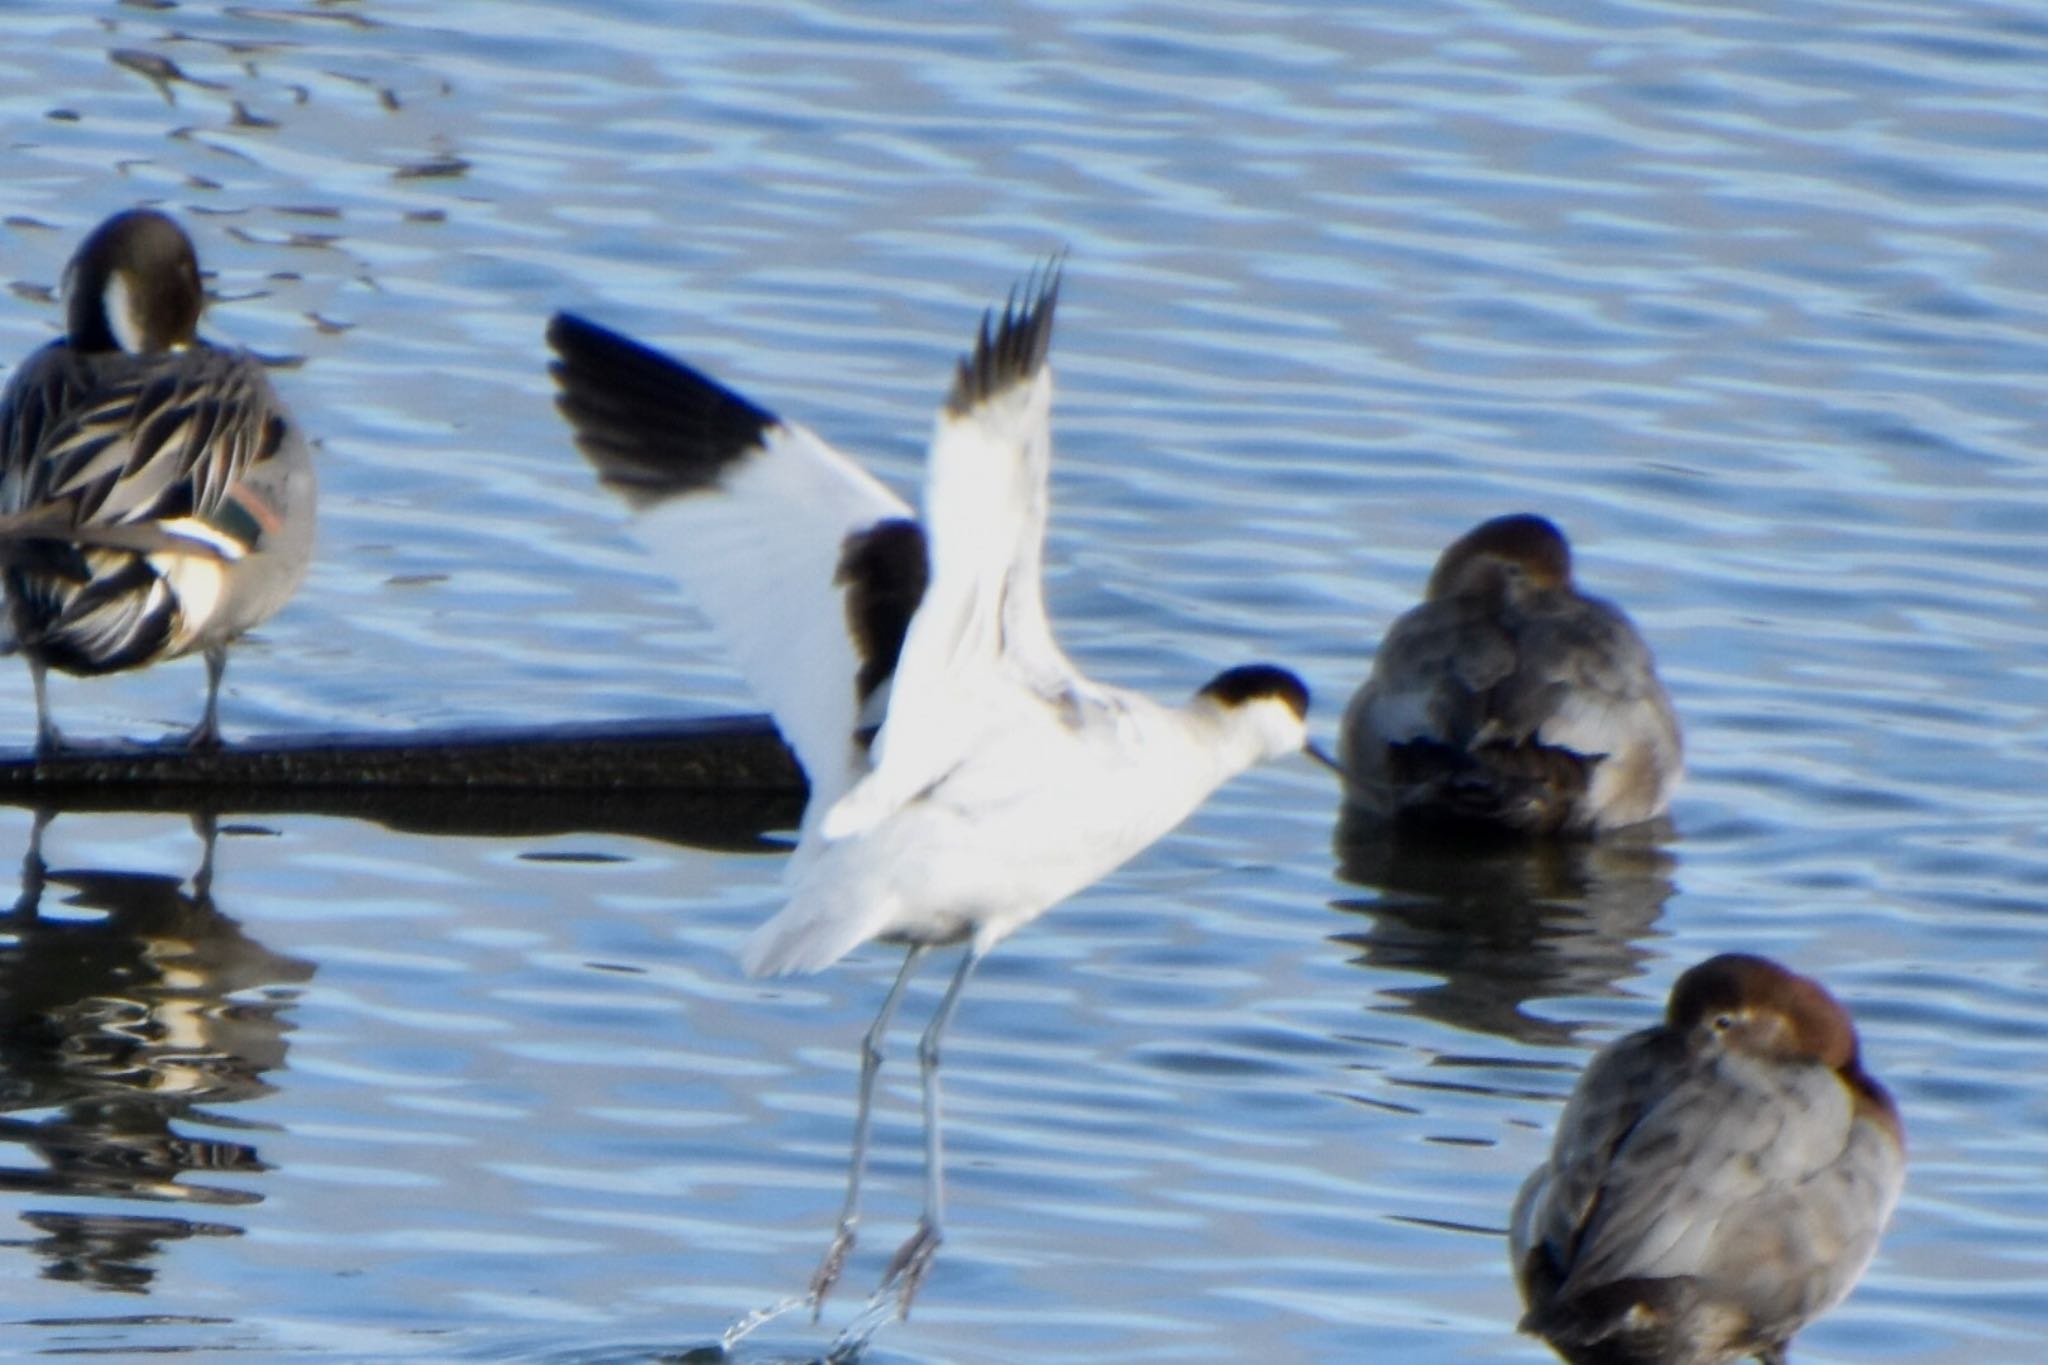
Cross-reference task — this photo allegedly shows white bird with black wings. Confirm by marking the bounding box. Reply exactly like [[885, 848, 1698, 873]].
[[548, 266, 1311, 1324]]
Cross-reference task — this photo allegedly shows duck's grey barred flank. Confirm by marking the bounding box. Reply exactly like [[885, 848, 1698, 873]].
[[944, 260, 1060, 417], [547, 312, 776, 507], [2, 346, 286, 530]]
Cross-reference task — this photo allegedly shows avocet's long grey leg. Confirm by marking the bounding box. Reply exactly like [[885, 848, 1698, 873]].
[[722, 945, 933, 1354], [881, 946, 980, 1317], [809, 944, 927, 1317]]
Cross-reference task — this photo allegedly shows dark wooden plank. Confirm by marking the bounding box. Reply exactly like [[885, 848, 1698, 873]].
[[0, 715, 809, 851]]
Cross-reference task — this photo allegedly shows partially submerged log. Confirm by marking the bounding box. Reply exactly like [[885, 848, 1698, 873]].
[[0, 716, 808, 851]]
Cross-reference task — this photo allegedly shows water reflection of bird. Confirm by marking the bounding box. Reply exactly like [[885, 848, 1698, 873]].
[[1330, 809, 1675, 1046], [0, 209, 317, 754], [0, 813, 313, 1292], [1339, 515, 1680, 835], [14, 1209, 239, 1294], [550, 268, 1313, 1336], [1510, 954, 1903, 1365]]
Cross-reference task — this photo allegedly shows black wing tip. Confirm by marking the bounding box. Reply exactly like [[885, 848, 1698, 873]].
[[546, 310, 779, 502], [944, 255, 1065, 416], [546, 310, 764, 419], [545, 309, 605, 355]]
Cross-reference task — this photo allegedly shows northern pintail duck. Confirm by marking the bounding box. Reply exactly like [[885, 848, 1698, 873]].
[[1511, 953, 1904, 1365], [549, 268, 1311, 1327], [0, 209, 316, 753], [1339, 514, 1679, 834]]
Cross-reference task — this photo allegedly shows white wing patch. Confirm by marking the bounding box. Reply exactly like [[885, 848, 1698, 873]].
[[630, 418, 908, 829], [822, 363, 1061, 841]]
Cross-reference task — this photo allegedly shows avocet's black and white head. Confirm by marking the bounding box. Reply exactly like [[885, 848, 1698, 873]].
[[1197, 663, 1312, 761], [61, 208, 205, 356]]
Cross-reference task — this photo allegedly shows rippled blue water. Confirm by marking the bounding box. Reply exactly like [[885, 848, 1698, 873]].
[[0, 1, 2043, 1360]]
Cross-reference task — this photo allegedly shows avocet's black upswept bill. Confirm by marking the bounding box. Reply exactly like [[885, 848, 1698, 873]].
[[549, 268, 1312, 1327], [0, 209, 316, 754]]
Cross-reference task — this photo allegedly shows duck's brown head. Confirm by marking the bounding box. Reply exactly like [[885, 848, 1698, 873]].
[[1425, 513, 1573, 601]]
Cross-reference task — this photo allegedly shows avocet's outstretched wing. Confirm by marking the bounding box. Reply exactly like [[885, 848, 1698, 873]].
[[548, 313, 925, 826], [821, 266, 1070, 840]]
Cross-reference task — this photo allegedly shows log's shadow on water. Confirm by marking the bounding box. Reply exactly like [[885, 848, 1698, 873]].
[[1328, 803, 1678, 1046], [0, 812, 314, 1292]]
